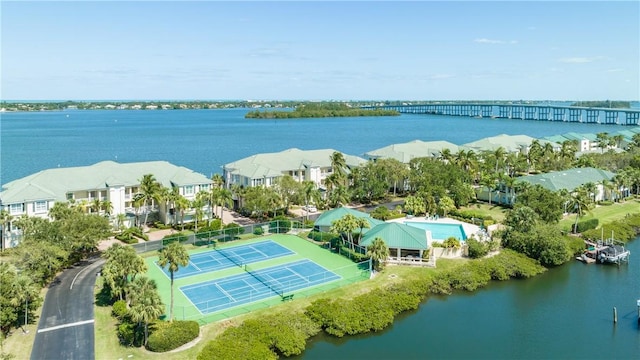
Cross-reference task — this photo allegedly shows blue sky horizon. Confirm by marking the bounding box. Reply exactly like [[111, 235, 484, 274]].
[[2, 1, 639, 101]]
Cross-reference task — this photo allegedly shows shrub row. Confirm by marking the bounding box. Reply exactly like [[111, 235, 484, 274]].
[[305, 278, 431, 337], [575, 218, 599, 233], [307, 231, 337, 243], [582, 213, 640, 243], [147, 320, 200, 352], [430, 250, 547, 294], [115, 227, 149, 243], [197, 313, 320, 360], [338, 246, 370, 262]]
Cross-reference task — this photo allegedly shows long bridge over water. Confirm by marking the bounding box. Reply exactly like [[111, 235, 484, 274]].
[[364, 103, 640, 125]]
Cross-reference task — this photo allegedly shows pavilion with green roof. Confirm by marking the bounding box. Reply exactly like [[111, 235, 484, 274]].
[[360, 222, 431, 259], [313, 207, 383, 233]]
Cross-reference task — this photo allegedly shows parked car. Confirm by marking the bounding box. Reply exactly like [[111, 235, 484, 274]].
[[302, 205, 317, 212]]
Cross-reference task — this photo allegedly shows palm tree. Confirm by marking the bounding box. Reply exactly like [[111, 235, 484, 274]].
[[101, 200, 113, 216], [439, 148, 453, 164], [527, 140, 543, 173], [127, 276, 164, 346], [0, 210, 12, 251], [492, 146, 507, 174], [231, 184, 246, 210], [366, 237, 389, 271], [355, 217, 370, 244], [9, 272, 37, 329], [569, 189, 590, 233], [157, 242, 190, 322], [138, 174, 161, 227], [330, 214, 359, 251], [174, 195, 190, 231], [301, 181, 320, 220], [211, 173, 225, 189], [196, 190, 213, 226], [330, 151, 347, 181], [216, 188, 233, 224], [191, 197, 205, 232], [583, 182, 597, 203], [91, 198, 102, 214], [115, 213, 127, 232]]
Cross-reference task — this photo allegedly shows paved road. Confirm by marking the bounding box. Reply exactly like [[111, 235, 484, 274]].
[[31, 258, 104, 360]]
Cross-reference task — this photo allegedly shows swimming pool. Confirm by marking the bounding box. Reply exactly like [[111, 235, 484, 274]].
[[404, 222, 467, 241]]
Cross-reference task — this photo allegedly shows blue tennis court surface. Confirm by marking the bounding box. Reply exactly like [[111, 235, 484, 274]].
[[180, 259, 341, 314], [156, 240, 294, 279]]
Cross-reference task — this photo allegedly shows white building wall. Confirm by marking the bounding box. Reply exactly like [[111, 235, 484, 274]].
[[109, 185, 126, 215]]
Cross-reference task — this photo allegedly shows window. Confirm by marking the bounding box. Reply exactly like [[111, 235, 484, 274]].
[[9, 203, 24, 215], [184, 185, 195, 195], [66, 192, 74, 200], [200, 184, 210, 192], [34, 201, 48, 213]]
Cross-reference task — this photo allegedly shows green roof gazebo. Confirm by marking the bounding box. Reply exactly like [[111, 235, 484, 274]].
[[313, 207, 383, 233], [361, 222, 431, 261]]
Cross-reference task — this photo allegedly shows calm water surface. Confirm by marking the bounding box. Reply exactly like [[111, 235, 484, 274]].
[[299, 238, 640, 360], [1, 108, 639, 358], [1, 108, 636, 184]]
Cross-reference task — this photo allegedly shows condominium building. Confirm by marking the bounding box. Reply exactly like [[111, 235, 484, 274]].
[[222, 148, 367, 189], [0, 160, 211, 248]]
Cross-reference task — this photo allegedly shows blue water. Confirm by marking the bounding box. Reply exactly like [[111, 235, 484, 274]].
[[404, 221, 467, 240], [2, 107, 639, 357], [1, 108, 637, 185]]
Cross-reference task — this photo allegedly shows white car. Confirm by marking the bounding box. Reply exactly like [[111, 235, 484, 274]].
[[302, 205, 317, 212]]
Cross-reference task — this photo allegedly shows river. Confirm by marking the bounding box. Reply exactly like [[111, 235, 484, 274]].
[[1, 108, 639, 358], [299, 238, 640, 359]]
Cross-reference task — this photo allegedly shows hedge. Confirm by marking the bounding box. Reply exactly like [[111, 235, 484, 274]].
[[575, 218, 599, 233], [147, 320, 200, 352], [308, 231, 337, 243]]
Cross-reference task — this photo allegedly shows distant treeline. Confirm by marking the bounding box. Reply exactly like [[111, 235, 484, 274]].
[[245, 103, 400, 119], [571, 101, 630, 109]]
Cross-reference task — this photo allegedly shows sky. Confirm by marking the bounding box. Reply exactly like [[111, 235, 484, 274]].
[[1, 1, 638, 101]]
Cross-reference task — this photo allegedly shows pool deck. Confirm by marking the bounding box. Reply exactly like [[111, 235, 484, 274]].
[[386, 216, 482, 240]]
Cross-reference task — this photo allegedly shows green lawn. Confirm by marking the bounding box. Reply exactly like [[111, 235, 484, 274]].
[[558, 198, 640, 232], [457, 202, 509, 223]]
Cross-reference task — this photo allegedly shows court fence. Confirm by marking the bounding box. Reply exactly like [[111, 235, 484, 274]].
[[131, 219, 313, 254], [172, 259, 371, 325]]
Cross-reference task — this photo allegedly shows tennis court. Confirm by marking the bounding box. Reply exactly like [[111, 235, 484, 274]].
[[156, 240, 294, 279], [180, 259, 341, 314]]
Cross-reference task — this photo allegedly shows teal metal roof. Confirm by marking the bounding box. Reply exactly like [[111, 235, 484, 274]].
[[543, 135, 570, 144], [364, 140, 459, 163], [223, 148, 367, 179], [1, 160, 211, 204], [314, 207, 383, 230], [515, 167, 615, 192], [462, 134, 559, 153], [361, 222, 428, 250]]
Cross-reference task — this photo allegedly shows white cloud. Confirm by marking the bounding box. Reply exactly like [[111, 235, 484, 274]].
[[558, 56, 604, 63], [429, 74, 455, 80], [474, 38, 518, 45], [605, 68, 623, 73]]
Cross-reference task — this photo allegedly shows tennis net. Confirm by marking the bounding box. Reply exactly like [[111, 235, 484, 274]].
[[216, 248, 245, 269], [244, 263, 283, 298]]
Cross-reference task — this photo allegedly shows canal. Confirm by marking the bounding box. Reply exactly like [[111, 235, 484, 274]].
[[300, 237, 640, 359]]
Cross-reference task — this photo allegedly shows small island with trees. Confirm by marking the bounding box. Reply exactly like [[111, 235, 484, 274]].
[[570, 100, 631, 109], [244, 102, 400, 119]]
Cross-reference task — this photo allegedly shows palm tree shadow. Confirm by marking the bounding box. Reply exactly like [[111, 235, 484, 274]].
[[95, 284, 114, 307]]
